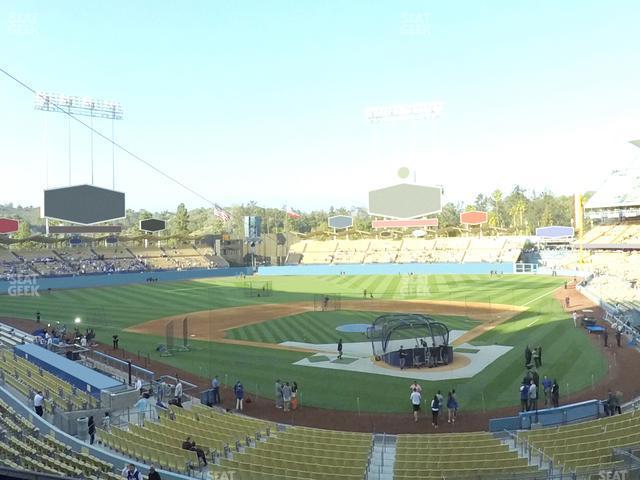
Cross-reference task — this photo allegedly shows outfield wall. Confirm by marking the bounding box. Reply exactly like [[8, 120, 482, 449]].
[[258, 262, 515, 276], [0, 267, 254, 294]]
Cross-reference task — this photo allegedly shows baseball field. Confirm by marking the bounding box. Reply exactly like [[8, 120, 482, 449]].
[[0, 274, 608, 414]]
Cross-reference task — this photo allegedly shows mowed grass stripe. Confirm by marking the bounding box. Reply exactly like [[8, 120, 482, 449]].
[[383, 275, 402, 298], [2, 273, 598, 414]]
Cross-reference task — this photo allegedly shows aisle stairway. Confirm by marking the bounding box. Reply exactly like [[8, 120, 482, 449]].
[[367, 433, 396, 480]]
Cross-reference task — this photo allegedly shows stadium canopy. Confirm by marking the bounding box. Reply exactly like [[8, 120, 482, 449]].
[[586, 169, 640, 211]]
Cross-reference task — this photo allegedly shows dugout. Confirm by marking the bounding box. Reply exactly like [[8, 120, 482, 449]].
[[367, 313, 453, 368]]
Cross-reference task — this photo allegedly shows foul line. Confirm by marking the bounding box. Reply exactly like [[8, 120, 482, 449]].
[[522, 287, 559, 307]]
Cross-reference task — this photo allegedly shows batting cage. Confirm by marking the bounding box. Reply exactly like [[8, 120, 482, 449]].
[[159, 317, 191, 356], [313, 294, 342, 311], [366, 313, 453, 368], [244, 280, 273, 297]]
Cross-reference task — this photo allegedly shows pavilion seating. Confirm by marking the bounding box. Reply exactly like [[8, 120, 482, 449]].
[[0, 397, 116, 479], [517, 409, 640, 474], [0, 350, 98, 412], [395, 432, 537, 479]]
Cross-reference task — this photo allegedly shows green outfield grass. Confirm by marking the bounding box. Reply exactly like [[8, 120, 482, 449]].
[[0, 274, 608, 414], [224, 310, 479, 344]]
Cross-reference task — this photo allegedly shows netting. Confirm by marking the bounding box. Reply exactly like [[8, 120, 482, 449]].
[[366, 313, 450, 358], [313, 294, 342, 311], [244, 280, 273, 297]]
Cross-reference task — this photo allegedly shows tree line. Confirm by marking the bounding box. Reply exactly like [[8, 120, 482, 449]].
[[0, 186, 588, 242]]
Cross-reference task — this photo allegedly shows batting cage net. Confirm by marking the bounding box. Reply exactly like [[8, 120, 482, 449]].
[[366, 313, 450, 358], [159, 317, 190, 356], [244, 280, 273, 297], [313, 294, 342, 311]]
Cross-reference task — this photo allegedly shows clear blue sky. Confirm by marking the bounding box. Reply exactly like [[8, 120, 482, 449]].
[[1, 0, 639, 212]]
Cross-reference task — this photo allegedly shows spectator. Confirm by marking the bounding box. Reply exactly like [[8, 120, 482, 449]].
[[409, 380, 422, 393], [528, 380, 538, 411], [431, 395, 440, 428], [616, 329, 622, 347], [282, 382, 292, 412], [531, 369, 540, 391], [88, 416, 96, 445], [174, 378, 183, 407], [234, 381, 244, 411], [607, 390, 620, 416], [447, 390, 458, 424], [275, 379, 283, 409], [102, 412, 111, 432], [134, 394, 150, 426], [182, 436, 207, 466], [399, 346, 406, 370], [435, 390, 444, 410], [148, 466, 161, 480], [125, 464, 142, 480], [410, 388, 421, 423], [291, 381, 299, 410], [615, 391, 623, 415], [211, 376, 220, 405], [520, 382, 529, 412], [551, 380, 560, 408], [537, 346, 543, 367], [135, 378, 143, 394], [33, 390, 44, 417], [542, 375, 552, 406]]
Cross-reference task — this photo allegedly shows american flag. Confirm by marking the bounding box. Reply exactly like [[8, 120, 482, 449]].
[[213, 204, 231, 222]]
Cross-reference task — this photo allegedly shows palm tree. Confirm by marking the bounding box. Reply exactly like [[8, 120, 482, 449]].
[[489, 189, 504, 228]]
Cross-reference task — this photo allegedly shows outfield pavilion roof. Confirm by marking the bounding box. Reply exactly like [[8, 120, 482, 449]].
[[585, 168, 640, 210]]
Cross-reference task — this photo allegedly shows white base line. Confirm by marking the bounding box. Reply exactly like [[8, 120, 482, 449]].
[[527, 319, 539, 327], [523, 287, 558, 307]]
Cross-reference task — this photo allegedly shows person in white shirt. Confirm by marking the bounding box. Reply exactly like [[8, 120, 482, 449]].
[[572, 311, 578, 327], [33, 391, 44, 417], [80, 336, 87, 347], [410, 388, 422, 423], [174, 379, 183, 406], [134, 378, 143, 394]]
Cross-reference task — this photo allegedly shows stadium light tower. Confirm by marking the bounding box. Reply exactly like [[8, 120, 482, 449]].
[[34, 92, 124, 188]]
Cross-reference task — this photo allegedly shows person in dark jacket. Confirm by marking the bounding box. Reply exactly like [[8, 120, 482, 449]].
[[87, 416, 96, 445], [551, 380, 560, 408], [148, 465, 161, 480], [537, 346, 543, 366], [234, 381, 244, 411], [430, 395, 440, 428], [182, 437, 207, 466], [520, 382, 530, 412]]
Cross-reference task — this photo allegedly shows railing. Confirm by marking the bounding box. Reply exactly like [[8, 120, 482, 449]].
[[81, 349, 154, 386]]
